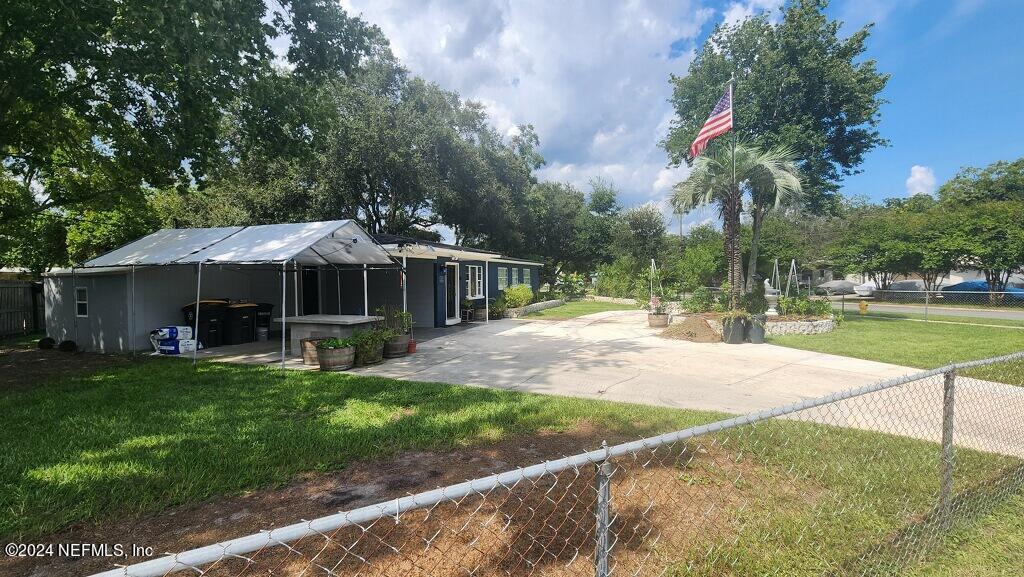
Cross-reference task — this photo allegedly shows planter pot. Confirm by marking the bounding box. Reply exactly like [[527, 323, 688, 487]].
[[300, 337, 326, 366], [317, 346, 355, 371], [355, 342, 386, 366], [721, 317, 749, 344], [648, 313, 670, 328], [748, 314, 767, 344], [384, 334, 411, 358], [472, 308, 488, 321], [407, 339, 417, 354]]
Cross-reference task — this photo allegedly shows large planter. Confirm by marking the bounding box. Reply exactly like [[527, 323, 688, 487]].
[[472, 308, 488, 321], [648, 313, 669, 328], [355, 342, 386, 366], [721, 317, 749, 344], [317, 346, 355, 371], [748, 314, 767, 344], [384, 334, 411, 358], [300, 337, 326, 366]]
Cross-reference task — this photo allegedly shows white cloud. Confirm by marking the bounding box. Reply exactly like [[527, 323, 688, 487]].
[[905, 165, 937, 196], [341, 0, 733, 210], [722, 0, 784, 26]]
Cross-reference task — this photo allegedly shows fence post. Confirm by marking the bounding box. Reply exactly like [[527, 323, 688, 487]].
[[940, 368, 956, 524], [594, 445, 612, 577], [924, 290, 930, 322]]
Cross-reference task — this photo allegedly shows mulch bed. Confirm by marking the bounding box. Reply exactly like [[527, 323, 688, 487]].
[[0, 340, 136, 393]]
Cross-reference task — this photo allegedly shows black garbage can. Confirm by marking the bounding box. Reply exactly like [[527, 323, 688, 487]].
[[224, 303, 258, 345], [254, 303, 274, 342], [182, 300, 227, 348]]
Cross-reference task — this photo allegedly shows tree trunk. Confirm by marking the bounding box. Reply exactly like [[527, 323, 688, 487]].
[[722, 189, 744, 309], [744, 207, 763, 294]]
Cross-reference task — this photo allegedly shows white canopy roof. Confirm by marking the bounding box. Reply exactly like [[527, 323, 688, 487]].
[[81, 220, 395, 268]]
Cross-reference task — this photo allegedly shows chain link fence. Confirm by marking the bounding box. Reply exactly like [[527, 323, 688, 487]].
[[93, 352, 1024, 577]]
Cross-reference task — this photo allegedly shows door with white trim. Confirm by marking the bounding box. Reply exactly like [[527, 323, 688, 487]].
[[445, 262, 460, 325]]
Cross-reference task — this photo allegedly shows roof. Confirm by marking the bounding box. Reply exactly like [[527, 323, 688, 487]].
[[372, 233, 543, 266], [80, 220, 394, 268]]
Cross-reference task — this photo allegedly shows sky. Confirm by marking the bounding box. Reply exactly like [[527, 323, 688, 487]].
[[338, 0, 1024, 230]]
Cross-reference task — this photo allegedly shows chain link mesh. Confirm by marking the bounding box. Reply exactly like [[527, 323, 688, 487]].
[[95, 353, 1024, 577]]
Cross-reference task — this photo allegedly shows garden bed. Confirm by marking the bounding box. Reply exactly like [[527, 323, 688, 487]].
[[665, 312, 837, 341]]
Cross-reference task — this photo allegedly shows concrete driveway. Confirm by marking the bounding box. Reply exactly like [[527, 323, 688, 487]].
[[358, 310, 917, 414]]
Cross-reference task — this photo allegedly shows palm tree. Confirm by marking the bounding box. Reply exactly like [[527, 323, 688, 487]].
[[673, 143, 802, 309]]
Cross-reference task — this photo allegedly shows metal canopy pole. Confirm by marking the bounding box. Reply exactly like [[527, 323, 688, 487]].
[[192, 262, 202, 367], [281, 262, 287, 373], [484, 261, 489, 323], [131, 265, 136, 357], [402, 256, 408, 313], [337, 269, 342, 314], [294, 263, 300, 316], [363, 264, 369, 316]]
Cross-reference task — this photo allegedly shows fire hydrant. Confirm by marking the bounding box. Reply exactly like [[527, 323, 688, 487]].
[[859, 300, 868, 315]]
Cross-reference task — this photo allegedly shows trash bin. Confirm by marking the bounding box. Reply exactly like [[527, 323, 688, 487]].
[[223, 302, 258, 345], [182, 300, 227, 348], [254, 303, 274, 342]]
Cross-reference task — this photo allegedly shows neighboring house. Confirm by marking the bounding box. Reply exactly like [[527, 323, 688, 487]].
[[43, 221, 542, 352]]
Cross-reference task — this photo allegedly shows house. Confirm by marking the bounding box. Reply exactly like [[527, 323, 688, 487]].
[[43, 221, 542, 353]]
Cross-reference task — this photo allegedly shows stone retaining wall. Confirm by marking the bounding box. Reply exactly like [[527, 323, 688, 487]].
[[585, 295, 637, 305], [704, 317, 836, 336], [505, 299, 565, 318]]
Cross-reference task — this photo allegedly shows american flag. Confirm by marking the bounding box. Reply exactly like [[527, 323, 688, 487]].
[[689, 86, 733, 159]]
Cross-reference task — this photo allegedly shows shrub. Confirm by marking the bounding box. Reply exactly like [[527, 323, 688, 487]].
[[594, 256, 639, 298], [37, 337, 56, 350], [743, 281, 768, 315], [558, 272, 586, 300], [682, 286, 715, 313], [376, 304, 413, 334], [488, 296, 507, 319], [350, 328, 394, 364], [503, 284, 534, 308], [317, 336, 355, 350], [778, 296, 832, 317]]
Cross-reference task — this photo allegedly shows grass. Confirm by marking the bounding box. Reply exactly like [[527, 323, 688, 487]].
[[523, 300, 636, 320], [769, 315, 1024, 385], [842, 308, 1024, 328], [2, 355, 1022, 575]]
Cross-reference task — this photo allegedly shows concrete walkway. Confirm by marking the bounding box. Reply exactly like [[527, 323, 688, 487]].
[[357, 310, 917, 414]]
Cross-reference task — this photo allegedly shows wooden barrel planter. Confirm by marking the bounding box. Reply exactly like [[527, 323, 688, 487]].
[[317, 346, 355, 371], [300, 338, 326, 365], [647, 313, 669, 328], [384, 334, 411, 358], [356, 342, 386, 366]]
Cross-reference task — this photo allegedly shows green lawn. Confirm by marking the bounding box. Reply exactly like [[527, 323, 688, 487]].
[[853, 309, 1024, 328], [770, 315, 1024, 385], [523, 300, 636, 319], [1, 356, 1022, 576]]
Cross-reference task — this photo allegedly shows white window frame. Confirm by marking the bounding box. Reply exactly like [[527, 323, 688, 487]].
[[514, 268, 522, 286], [75, 286, 89, 318], [497, 267, 508, 290], [465, 265, 484, 299], [523, 268, 532, 287]]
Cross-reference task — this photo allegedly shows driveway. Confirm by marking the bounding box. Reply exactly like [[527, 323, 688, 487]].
[[358, 310, 1024, 457], [358, 310, 916, 414]]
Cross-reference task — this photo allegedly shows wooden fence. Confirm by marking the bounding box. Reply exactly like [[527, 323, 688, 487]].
[[0, 280, 42, 337]]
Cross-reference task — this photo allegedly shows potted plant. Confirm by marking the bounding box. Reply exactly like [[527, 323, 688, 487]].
[[316, 337, 356, 371], [721, 309, 751, 344], [377, 305, 413, 358], [352, 328, 392, 366], [646, 297, 669, 327], [744, 280, 769, 344]]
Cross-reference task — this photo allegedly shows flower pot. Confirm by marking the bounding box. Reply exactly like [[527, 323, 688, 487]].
[[721, 317, 748, 344], [355, 341, 386, 366], [384, 334, 411, 358], [748, 314, 767, 344], [300, 337, 327, 365], [317, 346, 355, 371], [472, 308, 488, 321], [407, 339, 417, 354], [648, 313, 669, 328]]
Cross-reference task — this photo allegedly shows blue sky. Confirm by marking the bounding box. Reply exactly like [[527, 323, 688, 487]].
[[341, 0, 1023, 225]]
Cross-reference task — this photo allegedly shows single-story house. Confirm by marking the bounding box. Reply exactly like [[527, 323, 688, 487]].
[[44, 221, 542, 353]]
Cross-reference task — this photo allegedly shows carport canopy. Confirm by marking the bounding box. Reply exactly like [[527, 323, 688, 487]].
[[80, 220, 394, 267]]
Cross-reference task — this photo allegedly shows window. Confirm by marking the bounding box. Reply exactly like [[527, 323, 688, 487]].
[[523, 268, 532, 287], [515, 268, 522, 285], [497, 267, 508, 290], [75, 287, 88, 317], [465, 265, 484, 298]]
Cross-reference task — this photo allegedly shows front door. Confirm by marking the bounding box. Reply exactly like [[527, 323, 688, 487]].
[[445, 263, 460, 325]]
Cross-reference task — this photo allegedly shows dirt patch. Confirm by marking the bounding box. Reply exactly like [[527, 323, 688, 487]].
[[2, 424, 820, 577], [660, 316, 721, 343], [0, 342, 136, 392]]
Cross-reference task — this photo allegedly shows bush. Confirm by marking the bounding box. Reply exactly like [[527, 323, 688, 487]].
[[37, 337, 56, 350], [682, 286, 715, 313], [350, 328, 394, 365], [743, 281, 768, 315], [778, 296, 832, 317], [317, 336, 355, 350], [488, 296, 507, 319], [594, 257, 639, 298], [558, 272, 586, 300], [503, 285, 534, 308]]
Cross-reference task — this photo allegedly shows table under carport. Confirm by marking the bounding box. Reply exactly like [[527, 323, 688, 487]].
[[68, 220, 400, 368]]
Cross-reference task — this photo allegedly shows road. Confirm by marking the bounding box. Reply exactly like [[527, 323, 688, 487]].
[[829, 298, 1024, 322]]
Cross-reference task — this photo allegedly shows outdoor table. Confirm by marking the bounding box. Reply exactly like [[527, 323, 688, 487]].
[[273, 314, 383, 356]]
